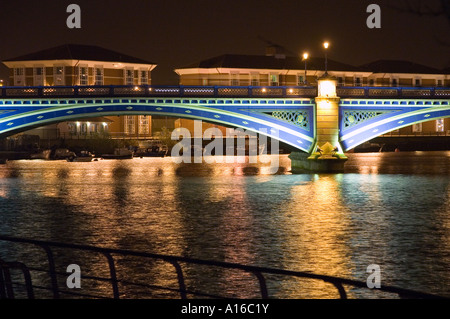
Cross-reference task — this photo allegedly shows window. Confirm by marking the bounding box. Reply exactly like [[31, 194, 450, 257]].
[[53, 66, 65, 85], [94, 67, 104, 85], [138, 115, 150, 135], [139, 70, 148, 85], [414, 78, 421, 87], [269, 74, 279, 86], [78, 66, 88, 85], [125, 69, 134, 85], [124, 116, 135, 134], [251, 74, 259, 86], [354, 77, 362, 87], [369, 79, 374, 86], [13, 67, 25, 86], [391, 78, 398, 87], [412, 123, 422, 133], [338, 77, 344, 86], [297, 75, 304, 86], [33, 66, 45, 86], [437, 79, 443, 87], [231, 73, 239, 86], [436, 119, 445, 132]]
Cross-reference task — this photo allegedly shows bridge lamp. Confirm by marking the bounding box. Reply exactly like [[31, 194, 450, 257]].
[[262, 88, 267, 93], [323, 41, 329, 74], [302, 52, 309, 85], [76, 121, 80, 127]]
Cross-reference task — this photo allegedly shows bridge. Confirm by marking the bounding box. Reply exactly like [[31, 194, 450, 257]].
[[1, 78, 450, 172]]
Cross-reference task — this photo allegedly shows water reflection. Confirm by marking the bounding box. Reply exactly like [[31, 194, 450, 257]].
[[0, 152, 449, 298]]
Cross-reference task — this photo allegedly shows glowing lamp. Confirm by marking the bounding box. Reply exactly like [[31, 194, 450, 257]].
[[318, 79, 337, 98]]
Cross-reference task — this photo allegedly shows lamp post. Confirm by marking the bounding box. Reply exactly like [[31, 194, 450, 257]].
[[302, 52, 309, 85], [323, 41, 329, 74]]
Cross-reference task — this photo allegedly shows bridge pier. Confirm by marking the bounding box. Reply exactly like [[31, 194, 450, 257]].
[[290, 74, 348, 173]]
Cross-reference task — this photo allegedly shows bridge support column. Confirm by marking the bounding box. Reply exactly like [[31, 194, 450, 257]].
[[290, 74, 347, 173]]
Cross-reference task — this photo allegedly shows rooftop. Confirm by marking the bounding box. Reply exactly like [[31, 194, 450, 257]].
[[359, 60, 445, 74], [179, 54, 363, 72], [3, 44, 156, 65]]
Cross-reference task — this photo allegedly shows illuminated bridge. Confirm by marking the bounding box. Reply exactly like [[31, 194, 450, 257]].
[[1, 82, 450, 171]]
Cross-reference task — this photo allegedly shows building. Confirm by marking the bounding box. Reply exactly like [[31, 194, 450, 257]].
[[1, 44, 162, 139], [174, 50, 450, 137]]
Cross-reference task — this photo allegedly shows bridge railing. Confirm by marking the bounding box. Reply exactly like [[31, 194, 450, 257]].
[[0, 85, 318, 99], [337, 86, 450, 99], [2, 85, 450, 99], [0, 235, 446, 299]]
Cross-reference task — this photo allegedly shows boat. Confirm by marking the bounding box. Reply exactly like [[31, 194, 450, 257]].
[[67, 151, 95, 162], [30, 149, 51, 160], [53, 148, 75, 160], [101, 148, 133, 160], [135, 145, 167, 158]]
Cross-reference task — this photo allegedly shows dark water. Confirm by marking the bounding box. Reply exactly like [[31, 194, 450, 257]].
[[0, 151, 449, 298]]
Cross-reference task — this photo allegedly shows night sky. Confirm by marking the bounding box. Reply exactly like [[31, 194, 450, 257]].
[[1, 0, 449, 84]]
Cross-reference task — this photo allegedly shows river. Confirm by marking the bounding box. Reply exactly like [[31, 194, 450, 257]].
[[0, 151, 449, 299]]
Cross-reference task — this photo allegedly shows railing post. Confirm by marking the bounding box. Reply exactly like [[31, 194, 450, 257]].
[[103, 252, 120, 299], [40, 245, 59, 299]]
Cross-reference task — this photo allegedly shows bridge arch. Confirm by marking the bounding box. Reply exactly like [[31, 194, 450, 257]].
[[339, 99, 450, 151], [0, 98, 316, 153]]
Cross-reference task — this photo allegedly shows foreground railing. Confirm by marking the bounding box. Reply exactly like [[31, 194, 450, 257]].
[[0, 235, 446, 299], [2, 85, 450, 99]]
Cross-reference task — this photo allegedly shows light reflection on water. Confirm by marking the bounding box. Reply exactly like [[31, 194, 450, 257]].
[[0, 152, 449, 298]]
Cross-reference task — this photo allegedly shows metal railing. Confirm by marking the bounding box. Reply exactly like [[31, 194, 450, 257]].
[[0, 85, 317, 99], [0, 235, 446, 299], [1, 85, 450, 99], [337, 86, 450, 99]]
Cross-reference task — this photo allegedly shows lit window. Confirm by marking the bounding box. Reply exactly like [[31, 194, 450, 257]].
[[33, 67, 45, 86], [53, 66, 65, 85], [138, 115, 150, 135], [251, 74, 259, 86], [436, 119, 444, 132], [79, 66, 88, 86], [412, 123, 422, 133], [125, 69, 134, 85], [231, 73, 239, 86], [269, 74, 279, 86], [139, 70, 148, 85], [124, 116, 135, 134], [94, 67, 104, 85]]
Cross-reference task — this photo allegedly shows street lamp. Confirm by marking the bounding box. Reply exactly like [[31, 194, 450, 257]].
[[323, 41, 329, 74], [302, 52, 309, 85]]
